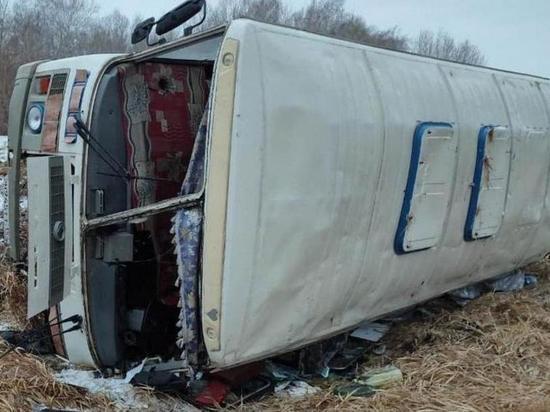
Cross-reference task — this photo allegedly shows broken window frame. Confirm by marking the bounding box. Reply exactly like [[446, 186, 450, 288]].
[[84, 190, 204, 231]]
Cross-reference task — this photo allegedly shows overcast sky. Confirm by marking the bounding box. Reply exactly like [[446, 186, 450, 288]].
[[98, 0, 550, 78]]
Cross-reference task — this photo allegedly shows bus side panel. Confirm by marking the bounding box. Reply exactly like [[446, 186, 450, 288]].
[[203, 20, 550, 368]]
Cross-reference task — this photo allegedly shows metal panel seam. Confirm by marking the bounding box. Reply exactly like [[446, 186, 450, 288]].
[[340, 49, 386, 316]]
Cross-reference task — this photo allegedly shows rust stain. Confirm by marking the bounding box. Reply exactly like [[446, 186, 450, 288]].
[[483, 156, 494, 188]]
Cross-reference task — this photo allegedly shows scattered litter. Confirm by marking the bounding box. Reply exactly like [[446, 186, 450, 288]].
[[125, 359, 148, 383], [124, 357, 188, 393], [298, 334, 348, 377], [328, 346, 367, 371], [357, 365, 403, 389], [351, 322, 391, 342], [450, 270, 540, 306], [266, 361, 300, 382], [487, 271, 526, 293], [384, 308, 416, 322], [333, 383, 375, 398], [524, 274, 539, 289], [226, 377, 273, 406], [373, 344, 387, 356], [194, 380, 231, 407], [274, 381, 320, 399], [449, 285, 483, 306], [54, 369, 149, 409]]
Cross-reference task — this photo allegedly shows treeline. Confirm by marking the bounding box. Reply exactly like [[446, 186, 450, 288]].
[[0, 0, 130, 134], [0, 0, 486, 134]]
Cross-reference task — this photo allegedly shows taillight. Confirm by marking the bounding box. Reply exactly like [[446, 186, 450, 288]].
[[36, 76, 51, 95]]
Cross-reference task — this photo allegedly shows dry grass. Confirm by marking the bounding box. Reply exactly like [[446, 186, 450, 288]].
[[0, 341, 115, 411], [0, 258, 114, 411], [0, 252, 549, 411], [1, 178, 549, 412], [243, 260, 550, 411], [0, 258, 28, 328]]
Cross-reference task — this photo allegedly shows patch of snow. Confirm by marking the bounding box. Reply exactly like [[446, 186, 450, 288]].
[[0, 176, 8, 244], [54, 369, 150, 410], [0, 321, 19, 332], [0, 175, 27, 246], [274, 380, 321, 399], [0, 136, 7, 164]]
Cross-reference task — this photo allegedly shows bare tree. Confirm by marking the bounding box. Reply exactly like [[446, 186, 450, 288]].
[[0, 0, 133, 134], [206, 0, 289, 27], [205, 0, 408, 50], [85, 10, 131, 53], [0, 0, 488, 134], [413, 29, 486, 65], [0, 0, 10, 133]]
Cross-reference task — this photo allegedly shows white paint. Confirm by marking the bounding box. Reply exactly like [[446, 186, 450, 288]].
[[203, 20, 550, 368], [34, 54, 124, 366], [471, 126, 512, 239], [18, 21, 550, 371], [402, 124, 457, 253]]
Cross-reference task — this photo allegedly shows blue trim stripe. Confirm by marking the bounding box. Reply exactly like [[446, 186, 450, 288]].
[[394, 122, 453, 255], [464, 126, 494, 241]]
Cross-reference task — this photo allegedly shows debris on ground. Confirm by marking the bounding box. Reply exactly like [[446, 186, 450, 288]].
[[450, 270, 539, 306], [193, 379, 231, 407], [487, 270, 530, 292], [274, 380, 321, 399], [54, 369, 150, 409], [350, 321, 391, 342], [0, 169, 549, 412], [356, 365, 403, 389], [333, 382, 376, 398], [243, 259, 550, 411]]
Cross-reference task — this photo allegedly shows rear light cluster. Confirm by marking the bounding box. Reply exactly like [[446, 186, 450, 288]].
[[26, 76, 50, 134], [27, 73, 68, 138], [36, 76, 51, 95]]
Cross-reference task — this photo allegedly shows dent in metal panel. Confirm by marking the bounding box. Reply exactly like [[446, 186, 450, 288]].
[[395, 123, 456, 253], [465, 126, 511, 240]]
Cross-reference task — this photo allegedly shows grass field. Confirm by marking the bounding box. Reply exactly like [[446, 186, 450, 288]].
[[1, 250, 549, 411]]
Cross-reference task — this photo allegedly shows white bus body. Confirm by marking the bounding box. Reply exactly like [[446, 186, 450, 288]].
[[7, 20, 550, 371]]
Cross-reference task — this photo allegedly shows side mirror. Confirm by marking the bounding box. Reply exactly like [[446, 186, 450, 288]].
[[131, 17, 156, 45], [156, 0, 205, 36]]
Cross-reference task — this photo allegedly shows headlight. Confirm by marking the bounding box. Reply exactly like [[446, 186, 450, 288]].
[[27, 104, 44, 134]]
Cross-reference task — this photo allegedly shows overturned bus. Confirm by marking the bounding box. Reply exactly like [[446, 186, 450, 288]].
[[6, 18, 550, 374]]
